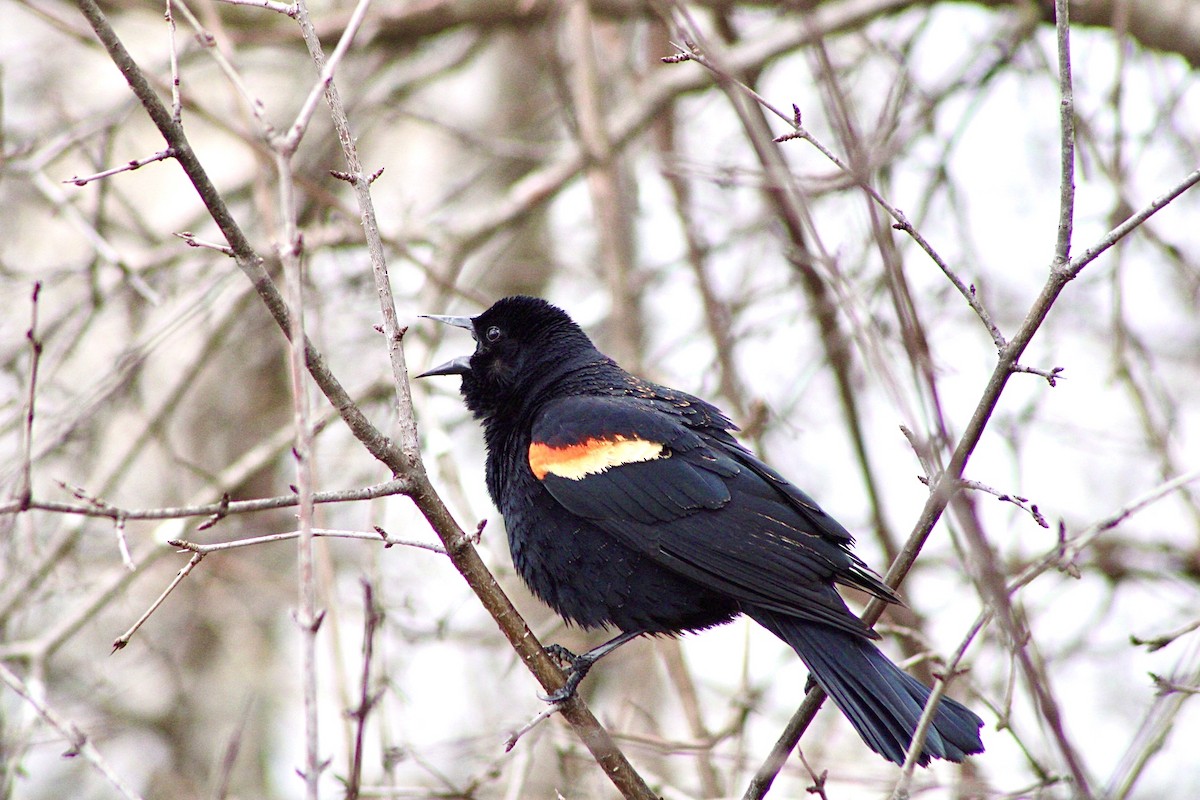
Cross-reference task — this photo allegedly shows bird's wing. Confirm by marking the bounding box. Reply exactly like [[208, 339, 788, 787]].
[[529, 395, 895, 635]]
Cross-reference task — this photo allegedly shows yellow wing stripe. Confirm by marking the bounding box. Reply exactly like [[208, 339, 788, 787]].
[[529, 436, 666, 480]]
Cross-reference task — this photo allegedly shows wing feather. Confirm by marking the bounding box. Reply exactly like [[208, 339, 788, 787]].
[[530, 395, 894, 633]]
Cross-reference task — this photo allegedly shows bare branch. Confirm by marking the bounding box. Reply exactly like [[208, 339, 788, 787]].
[[1131, 618, 1200, 653], [280, 0, 374, 155], [168, 527, 447, 555], [958, 478, 1050, 529], [67, 1, 656, 795], [16, 282, 43, 512], [113, 513, 135, 571], [174, 230, 235, 255], [32, 1, 1198, 796], [672, 34, 1007, 349], [1066, 165, 1200, 279], [62, 148, 176, 186], [164, 0, 181, 122], [1053, 0, 1077, 268], [345, 580, 384, 800], [214, 0, 297, 16], [1, 479, 411, 521], [503, 703, 562, 752], [111, 552, 204, 652], [0, 662, 148, 800], [1011, 363, 1065, 386], [891, 615, 990, 798]]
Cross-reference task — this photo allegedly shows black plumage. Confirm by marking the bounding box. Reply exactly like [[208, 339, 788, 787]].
[[419, 295, 984, 766]]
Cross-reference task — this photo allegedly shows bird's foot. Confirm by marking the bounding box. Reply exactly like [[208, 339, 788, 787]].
[[544, 643, 578, 667], [539, 644, 596, 704]]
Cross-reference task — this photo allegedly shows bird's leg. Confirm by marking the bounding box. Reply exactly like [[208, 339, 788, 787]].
[[540, 630, 643, 704]]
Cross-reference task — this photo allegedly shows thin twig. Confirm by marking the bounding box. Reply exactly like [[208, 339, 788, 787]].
[[280, 0, 374, 155], [63, 148, 176, 186], [17, 282, 43, 512], [1149, 673, 1200, 697], [1065, 165, 1200, 279], [213, 699, 254, 800], [891, 614, 990, 798], [291, 0, 420, 469], [113, 513, 135, 571], [271, 84, 325, 800], [795, 749, 828, 800], [504, 703, 561, 752], [111, 552, 204, 652], [169, 527, 447, 555], [345, 580, 383, 800], [1055, 467, 1200, 576], [173, 230, 234, 255], [1107, 656, 1200, 799], [1053, 0, 1076, 268], [271, 6, 365, 790], [957, 478, 1049, 529], [737, 24, 1198, 800], [1131, 618, 1200, 653], [164, 0, 181, 123], [214, 0, 296, 16], [796, 123, 1005, 348], [1010, 363, 1065, 386], [956, 467, 1200, 671], [169, 0, 273, 129], [0, 662, 148, 800], [669, 31, 1006, 349], [0, 479, 411, 521]]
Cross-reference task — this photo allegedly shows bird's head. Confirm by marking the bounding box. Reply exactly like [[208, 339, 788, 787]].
[[418, 295, 599, 418]]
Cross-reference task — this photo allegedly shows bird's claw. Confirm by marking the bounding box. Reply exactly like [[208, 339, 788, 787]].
[[538, 644, 594, 704], [544, 643, 578, 666], [538, 685, 574, 704]]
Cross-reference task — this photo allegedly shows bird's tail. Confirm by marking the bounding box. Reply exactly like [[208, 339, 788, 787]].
[[747, 607, 984, 765]]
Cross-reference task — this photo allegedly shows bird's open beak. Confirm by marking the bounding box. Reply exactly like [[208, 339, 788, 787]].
[[416, 314, 476, 378], [421, 314, 475, 331]]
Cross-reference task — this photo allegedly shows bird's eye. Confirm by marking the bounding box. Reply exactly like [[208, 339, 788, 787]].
[[485, 325, 502, 343]]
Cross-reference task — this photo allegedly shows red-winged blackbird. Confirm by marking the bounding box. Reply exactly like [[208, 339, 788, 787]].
[[419, 295, 984, 765]]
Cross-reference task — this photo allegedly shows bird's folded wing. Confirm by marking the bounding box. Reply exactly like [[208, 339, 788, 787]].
[[530, 395, 892, 635]]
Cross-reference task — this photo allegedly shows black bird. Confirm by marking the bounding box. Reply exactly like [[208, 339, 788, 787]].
[[419, 295, 984, 766]]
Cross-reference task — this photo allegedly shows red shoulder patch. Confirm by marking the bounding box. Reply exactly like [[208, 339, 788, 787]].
[[529, 436, 666, 481]]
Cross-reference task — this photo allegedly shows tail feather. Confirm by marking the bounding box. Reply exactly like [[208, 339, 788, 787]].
[[748, 607, 984, 765]]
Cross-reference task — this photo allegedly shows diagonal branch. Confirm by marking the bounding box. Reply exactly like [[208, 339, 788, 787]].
[[73, 0, 405, 472], [0, 662, 147, 800], [68, 2, 655, 796]]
